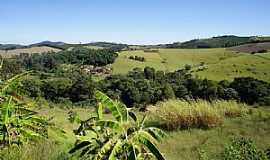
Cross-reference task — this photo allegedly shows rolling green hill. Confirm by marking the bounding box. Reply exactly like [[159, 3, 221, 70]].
[[112, 48, 270, 82], [165, 35, 270, 49]]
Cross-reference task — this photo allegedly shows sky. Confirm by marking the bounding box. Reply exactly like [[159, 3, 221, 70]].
[[0, 0, 269, 45]]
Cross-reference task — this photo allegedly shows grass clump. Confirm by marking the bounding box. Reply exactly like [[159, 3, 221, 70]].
[[147, 100, 249, 130]]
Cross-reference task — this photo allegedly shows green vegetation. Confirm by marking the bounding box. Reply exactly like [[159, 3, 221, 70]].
[[0, 37, 270, 160], [112, 50, 165, 74], [165, 35, 270, 48], [112, 48, 270, 82], [69, 91, 166, 159], [1, 98, 269, 160], [223, 137, 268, 160], [0, 71, 49, 147]]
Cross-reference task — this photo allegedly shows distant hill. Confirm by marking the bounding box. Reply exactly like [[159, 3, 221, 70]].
[[229, 42, 270, 53], [165, 36, 270, 49], [1, 35, 270, 51], [0, 44, 25, 50], [30, 41, 66, 47], [85, 42, 128, 50]]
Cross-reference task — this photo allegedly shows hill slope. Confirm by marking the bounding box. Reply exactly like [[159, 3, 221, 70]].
[[112, 48, 270, 82], [165, 36, 270, 49], [229, 42, 270, 53], [0, 46, 62, 58]]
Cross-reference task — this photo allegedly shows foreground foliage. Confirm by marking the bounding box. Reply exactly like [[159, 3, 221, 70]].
[[223, 137, 268, 160], [0, 71, 48, 146], [69, 91, 166, 160]]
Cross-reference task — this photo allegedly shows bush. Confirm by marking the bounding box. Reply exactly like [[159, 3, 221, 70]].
[[257, 49, 268, 53], [258, 96, 270, 106], [41, 78, 72, 102], [129, 55, 145, 62], [230, 77, 270, 105], [20, 78, 42, 98], [184, 64, 192, 71], [223, 137, 268, 160], [222, 88, 239, 100]]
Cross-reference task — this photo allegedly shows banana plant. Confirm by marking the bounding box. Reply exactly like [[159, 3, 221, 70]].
[[69, 90, 166, 160], [0, 69, 48, 146]]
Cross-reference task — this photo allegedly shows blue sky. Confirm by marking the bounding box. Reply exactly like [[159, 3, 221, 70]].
[[0, 0, 269, 44]]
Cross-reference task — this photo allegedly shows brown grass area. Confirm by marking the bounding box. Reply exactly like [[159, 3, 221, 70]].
[[0, 46, 62, 58], [146, 100, 249, 130]]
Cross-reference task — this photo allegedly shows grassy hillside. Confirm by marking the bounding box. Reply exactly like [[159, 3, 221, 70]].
[[112, 48, 270, 82], [1, 100, 269, 160], [152, 100, 270, 160], [165, 36, 270, 49], [195, 52, 270, 82], [112, 50, 166, 74], [0, 46, 62, 58]]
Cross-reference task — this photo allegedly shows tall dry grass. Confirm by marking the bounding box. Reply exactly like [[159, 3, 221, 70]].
[[147, 100, 249, 130]]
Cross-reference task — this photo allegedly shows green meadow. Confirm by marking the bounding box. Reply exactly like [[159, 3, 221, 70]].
[[2, 100, 269, 160], [112, 48, 270, 82]]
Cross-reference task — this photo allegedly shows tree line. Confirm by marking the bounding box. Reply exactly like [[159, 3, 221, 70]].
[[1, 47, 118, 77], [19, 66, 270, 109]]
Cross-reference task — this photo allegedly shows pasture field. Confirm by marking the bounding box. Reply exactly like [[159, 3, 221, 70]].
[[0, 46, 62, 58], [112, 48, 270, 82], [159, 114, 270, 160], [1, 101, 269, 160], [195, 52, 270, 82], [112, 50, 166, 74]]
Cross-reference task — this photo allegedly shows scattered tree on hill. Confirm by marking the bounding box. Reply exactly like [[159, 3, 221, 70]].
[[129, 55, 145, 62]]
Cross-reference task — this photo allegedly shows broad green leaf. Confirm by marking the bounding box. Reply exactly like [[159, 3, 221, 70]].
[[69, 141, 91, 154], [96, 120, 121, 130], [95, 90, 127, 122], [146, 127, 167, 142], [108, 140, 124, 160], [97, 102, 103, 120], [127, 144, 137, 160], [138, 135, 165, 160]]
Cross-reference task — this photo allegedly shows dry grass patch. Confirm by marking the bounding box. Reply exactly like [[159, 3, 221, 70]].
[[147, 100, 249, 130], [0, 46, 61, 58]]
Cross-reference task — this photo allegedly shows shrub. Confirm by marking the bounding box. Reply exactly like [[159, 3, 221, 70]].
[[257, 49, 268, 53], [184, 64, 192, 71], [129, 55, 145, 62], [223, 137, 268, 160], [222, 88, 239, 100], [20, 78, 42, 98], [230, 77, 270, 105], [258, 96, 270, 106]]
